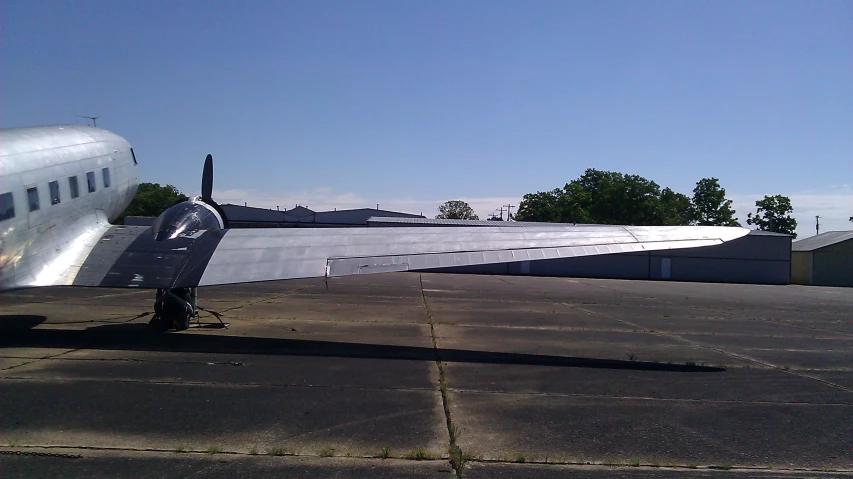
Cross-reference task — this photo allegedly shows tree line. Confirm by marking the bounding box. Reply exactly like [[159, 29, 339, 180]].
[[438, 169, 799, 237], [512, 169, 797, 236]]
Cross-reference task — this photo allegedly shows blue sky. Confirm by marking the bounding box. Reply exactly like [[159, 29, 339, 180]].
[[2, 0, 850, 236]]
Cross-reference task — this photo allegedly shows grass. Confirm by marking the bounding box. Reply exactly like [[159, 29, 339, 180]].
[[449, 445, 466, 474], [379, 446, 391, 459], [405, 448, 433, 461], [515, 455, 526, 463], [319, 446, 336, 457], [248, 446, 258, 455], [629, 459, 641, 467], [206, 446, 222, 455], [449, 423, 460, 443], [266, 446, 287, 456]]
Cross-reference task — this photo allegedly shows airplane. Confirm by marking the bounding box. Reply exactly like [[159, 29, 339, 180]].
[[0, 125, 749, 330]]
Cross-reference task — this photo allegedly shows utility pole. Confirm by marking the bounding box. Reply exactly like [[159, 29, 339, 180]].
[[497, 206, 505, 221], [816, 216, 820, 236], [504, 204, 516, 221]]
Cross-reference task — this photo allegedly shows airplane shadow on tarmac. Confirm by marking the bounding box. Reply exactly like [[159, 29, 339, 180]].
[[0, 315, 724, 373]]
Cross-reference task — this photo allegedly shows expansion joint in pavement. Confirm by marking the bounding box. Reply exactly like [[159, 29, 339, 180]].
[[419, 274, 465, 478]]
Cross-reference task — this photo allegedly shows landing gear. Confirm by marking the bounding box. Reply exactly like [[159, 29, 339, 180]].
[[150, 288, 196, 331], [149, 288, 229, 332]]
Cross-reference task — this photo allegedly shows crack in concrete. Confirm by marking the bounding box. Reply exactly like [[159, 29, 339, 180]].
[[419, 274, 465, 478], [443, 388, 853, 406], [572, 305, 853, 394], [0, 375, 437, 392], [0, 348, 81, 372], [3, 445, 852, 475]]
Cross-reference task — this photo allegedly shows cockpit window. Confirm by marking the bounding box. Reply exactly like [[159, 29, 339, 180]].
[[131, 148, 138, 165], [152, 201, 221, 241], [27, 187, 40, 212], [86, 171, 96, 193], [0, 192, 14, 221], [49, 180, 61, 205]]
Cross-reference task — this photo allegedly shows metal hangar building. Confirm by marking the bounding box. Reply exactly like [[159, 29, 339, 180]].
[[791, 231, 853, 287], [371, 218, 794, 286]]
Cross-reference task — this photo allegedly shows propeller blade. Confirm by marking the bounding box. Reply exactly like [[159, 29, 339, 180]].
[[201, 154, 213, 201]]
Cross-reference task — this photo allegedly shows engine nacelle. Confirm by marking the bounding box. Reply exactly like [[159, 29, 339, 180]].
[[152, 199, 225, 241]]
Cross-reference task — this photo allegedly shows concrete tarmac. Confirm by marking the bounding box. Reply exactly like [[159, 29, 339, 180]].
[[1, 273, 851, 478]]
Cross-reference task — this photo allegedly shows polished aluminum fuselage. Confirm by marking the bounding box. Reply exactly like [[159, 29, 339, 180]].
[[0, 125, 138, 289]]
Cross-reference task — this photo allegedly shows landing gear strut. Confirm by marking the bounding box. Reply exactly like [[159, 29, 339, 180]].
[[150, 288, 197, 331], [149, 288, 229, 331]]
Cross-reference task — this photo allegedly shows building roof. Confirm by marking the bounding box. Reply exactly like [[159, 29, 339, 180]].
[[368, 218, 787, 237], [792, 230, 853, 252], [367, 217, 577, 227], [744, 229, 792, 237], [221, 204, 423, 225]]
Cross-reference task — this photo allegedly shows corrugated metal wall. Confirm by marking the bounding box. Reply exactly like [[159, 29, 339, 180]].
[[791, 252, 811, 285], [430, 232, 792, 285], [814, 239, 853, 287]]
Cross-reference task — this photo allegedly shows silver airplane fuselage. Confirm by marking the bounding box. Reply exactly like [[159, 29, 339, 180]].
[[0, 125, 139, 290]]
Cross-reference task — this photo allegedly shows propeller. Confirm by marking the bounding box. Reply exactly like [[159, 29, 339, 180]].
[[201, 154, 214, 202], [198, 154, 228, 228]]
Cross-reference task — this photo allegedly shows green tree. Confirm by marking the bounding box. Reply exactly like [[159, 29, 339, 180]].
[[119, 183, 187, 222], [514, 169, 693, 226], [746, 195, 798, 237], [436, 200, 479, 220], [691, 178, 740, 226], [515, 189, 567, 223], [659, 188, 695, 226]]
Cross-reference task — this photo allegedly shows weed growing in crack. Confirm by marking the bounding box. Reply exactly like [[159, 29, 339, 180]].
[[449, 423, 460, 443], [405, 448, 433, 460], [379, 446, 391, 459], [206, 446, 221, 455], [319, 446, 336, 457], [449, 445, 466, 474], [266, 446, 287, 456]]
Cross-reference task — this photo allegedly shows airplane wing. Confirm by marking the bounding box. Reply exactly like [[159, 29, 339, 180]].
[[70, 224, 749, 289]]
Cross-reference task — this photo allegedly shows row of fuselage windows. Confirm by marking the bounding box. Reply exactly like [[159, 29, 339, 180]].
[[0, 167, 112, 222]]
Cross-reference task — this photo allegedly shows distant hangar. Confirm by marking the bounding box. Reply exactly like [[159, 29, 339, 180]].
[[383, 218, 793, 286], [792, 231, 853, 287]]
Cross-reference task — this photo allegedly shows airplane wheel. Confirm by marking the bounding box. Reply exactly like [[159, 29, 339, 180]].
[[148, 315, 170, 331]]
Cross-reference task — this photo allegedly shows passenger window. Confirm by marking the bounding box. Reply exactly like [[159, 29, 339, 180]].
[[102, 167, 111, 187], [0, 192, 14, 221], [86, 171, 96, 193], [49, 181, 61, 205], [69, 176, 80, 198], [131, 148, 138, 165], [27, 187, 40, 211]]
